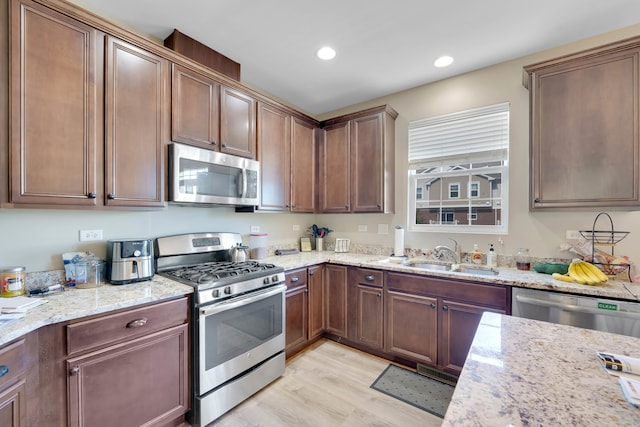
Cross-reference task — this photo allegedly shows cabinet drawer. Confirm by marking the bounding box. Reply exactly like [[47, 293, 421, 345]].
[[351, 268, 383, 287], [285, 268, 308, 290], [0, 339, 25, 391], [67, 297, 188, 355]]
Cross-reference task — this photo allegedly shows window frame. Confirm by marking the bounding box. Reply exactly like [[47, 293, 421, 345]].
[[407, 102, 509, 234]]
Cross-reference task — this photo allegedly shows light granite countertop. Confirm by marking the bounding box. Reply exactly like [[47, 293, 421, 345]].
[[2, 251, 639, 347], [263, 251, 640, 301], [443, 312, 640, 426], [0, 275, 193, 346]]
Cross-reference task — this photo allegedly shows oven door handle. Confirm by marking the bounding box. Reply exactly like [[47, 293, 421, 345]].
[[200, 284, 286, 316]]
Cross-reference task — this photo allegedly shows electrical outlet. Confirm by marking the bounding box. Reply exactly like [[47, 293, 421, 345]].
[[378, 224, 389, 234], [79, 229, 103, 242], [565, 230, 580, 240], [292, 225, 300, 231], [250, 225, 260, 233], [358, 225, 368, 232]]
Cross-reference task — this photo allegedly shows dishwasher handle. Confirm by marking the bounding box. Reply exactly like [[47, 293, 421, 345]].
[[515, 294, 640, 320]]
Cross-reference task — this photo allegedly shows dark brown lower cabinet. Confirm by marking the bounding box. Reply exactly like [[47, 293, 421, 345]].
[[324, 265, 348, 338], [0, 379, 26, 427], [348, 268, 384, 351], [385, 271, 508, 376], [307, 265, 325, 340], [67, 324, 189, 427], [386, 290, 437, 365]]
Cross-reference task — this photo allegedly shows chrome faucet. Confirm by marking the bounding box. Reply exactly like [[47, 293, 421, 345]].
[[433, 238, 461, 264]]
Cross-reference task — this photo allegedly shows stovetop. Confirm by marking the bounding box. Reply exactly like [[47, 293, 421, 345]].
[[164, 260, 281, 288]]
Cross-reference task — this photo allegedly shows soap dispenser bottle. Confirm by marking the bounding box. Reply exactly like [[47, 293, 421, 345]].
[[487, 244, 497, 267], [471, 244, 483, 265]]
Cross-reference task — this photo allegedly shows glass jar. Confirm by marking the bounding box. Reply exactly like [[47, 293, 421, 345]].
[[516, 248, 531, 271], [1, 266, 26, 297]]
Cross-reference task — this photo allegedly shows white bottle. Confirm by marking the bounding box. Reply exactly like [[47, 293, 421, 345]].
[[487, 244, 497, 267]]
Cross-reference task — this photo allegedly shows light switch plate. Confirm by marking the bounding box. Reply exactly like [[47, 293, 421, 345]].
[[79, 229, 103, 241], [358, 225, 368, 232]]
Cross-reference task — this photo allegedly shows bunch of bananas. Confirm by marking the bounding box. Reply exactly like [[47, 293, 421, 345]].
[[551, 260, 608, 285]]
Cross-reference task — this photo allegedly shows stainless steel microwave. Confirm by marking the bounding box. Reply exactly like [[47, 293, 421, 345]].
[[169, 142, 260, 206]]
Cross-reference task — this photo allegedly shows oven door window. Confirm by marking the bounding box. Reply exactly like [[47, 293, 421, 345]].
[[203, 292, 283, 370]]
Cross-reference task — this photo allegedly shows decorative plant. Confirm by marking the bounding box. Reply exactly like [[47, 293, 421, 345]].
[[307, 224, 333, 238]]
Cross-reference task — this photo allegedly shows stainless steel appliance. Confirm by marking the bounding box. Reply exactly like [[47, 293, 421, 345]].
[[512, 287, 640, 337], [168, 142, 260, 206], [106, 239, 154, 284], [155, 232, 285, 427]]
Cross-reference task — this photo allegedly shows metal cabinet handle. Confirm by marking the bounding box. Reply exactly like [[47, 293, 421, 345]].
[[442, 305, 449, 311], [304, 289, 309, 293], [107, 193, 115, 200], [222, 143, 228, 148], [534, 198, 540, 203], [344, 205, 349, 210], [126, 318, 148, 328], [376, 293, 382, 298], [69, 367, 80, 376], [291, 276, 300, 282], [376, 204, 381, 209], [87, 192, 97, 199], [430, 303, 436, 309], [309, 271, 315, 276], [212, 141, 218, 146], [364, 275, 374, 281], [0, 365, 8, 378]]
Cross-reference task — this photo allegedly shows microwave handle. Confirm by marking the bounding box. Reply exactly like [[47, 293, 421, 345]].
[[238, 169, 247, 198]]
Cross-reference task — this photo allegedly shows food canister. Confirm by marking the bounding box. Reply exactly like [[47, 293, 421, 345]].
[[249, 233, 268, 260], [1, 266, 26, 297], [75, 258, 106, 289]]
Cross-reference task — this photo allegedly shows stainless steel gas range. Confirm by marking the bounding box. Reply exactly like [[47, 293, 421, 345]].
[[155, 232, 286, 427]]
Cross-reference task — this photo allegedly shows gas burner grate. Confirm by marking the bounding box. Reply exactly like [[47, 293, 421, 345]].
[[165, 261, 279, 286]]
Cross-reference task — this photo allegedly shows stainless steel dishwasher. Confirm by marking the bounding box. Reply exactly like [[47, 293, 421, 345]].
[[512, 287, 640, 338]]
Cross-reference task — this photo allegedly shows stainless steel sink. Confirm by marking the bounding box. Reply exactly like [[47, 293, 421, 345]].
[[406, 262, 452, 271], [404, 261, 499, 276]]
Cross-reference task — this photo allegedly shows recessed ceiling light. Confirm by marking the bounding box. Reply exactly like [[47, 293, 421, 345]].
[[434, 55, 454, 67], [317, 46, 336, 60]]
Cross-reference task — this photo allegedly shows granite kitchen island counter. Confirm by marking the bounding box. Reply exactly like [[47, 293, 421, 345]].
[[443, 312, 640, 426]]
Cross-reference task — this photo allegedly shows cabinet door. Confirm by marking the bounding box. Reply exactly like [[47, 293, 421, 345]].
[[220, 86, 256, 158], [285, 286, 308, 357], [439, 300, 504, 376], [350, 113, 384, 212], [0, 379, 26, 427], [354, 284, 384, 350], [290, 117, 317, 213], [528, 46, 640, 208], [324, 265, 348, 337], [319, 122, 350, 212], [386, 290, 438, 365], [67, 324, 188, 427], [171, 64, 219, 149], [104, 36, 168, 207], [10, 0, 102, 206], [308, 265, 325, 339], [257, 102, 290, 210]]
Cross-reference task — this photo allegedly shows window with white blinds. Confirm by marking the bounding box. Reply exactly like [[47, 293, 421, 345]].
[[408, 102, 509, 234]]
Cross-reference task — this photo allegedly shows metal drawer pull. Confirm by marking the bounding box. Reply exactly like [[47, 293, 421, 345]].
[[69, 367, 80, 376], [430, 303, 436, 309], [364, 275, 375, 281], [126, 318, 148, 328], [442, 306, 449, 311], [376, 293, 382, 298], [0, 365, 8, 378], [291, 276, 300, 282]]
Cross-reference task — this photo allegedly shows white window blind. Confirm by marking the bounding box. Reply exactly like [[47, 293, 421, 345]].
[[408, 102, 509, 169]]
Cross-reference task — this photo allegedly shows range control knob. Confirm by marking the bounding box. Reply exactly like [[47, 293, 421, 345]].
[[224, 286, 232, 295], [212, 289, 220, 298], [263, 277, 271, 285], [272, 275, 280, 283]]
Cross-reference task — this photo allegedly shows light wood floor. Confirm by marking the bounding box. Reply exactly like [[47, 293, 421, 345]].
[[213, 339, 443, 426]]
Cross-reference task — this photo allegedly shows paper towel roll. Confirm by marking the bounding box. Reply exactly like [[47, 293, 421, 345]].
[[394, 226, 404, 257]]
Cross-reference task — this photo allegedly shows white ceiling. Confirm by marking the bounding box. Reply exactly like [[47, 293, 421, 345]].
[[69, 0, 640, 116]]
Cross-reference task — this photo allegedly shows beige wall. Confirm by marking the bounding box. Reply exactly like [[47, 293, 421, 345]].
[[316, 23, 640, 263], [3, 23, 640, 272]]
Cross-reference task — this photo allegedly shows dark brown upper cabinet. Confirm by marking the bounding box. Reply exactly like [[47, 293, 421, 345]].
[[525, 36, 640, 209]]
